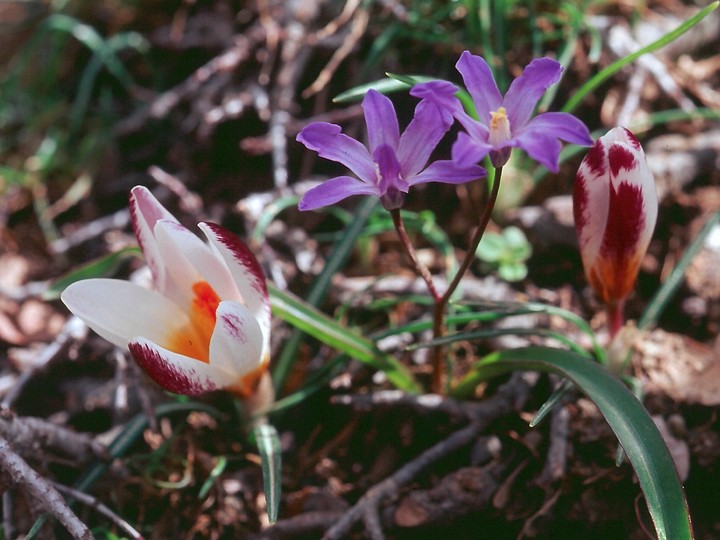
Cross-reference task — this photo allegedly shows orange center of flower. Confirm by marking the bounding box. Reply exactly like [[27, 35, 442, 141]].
[[489, 107, 511, 146], [167, 281, 220, 362]]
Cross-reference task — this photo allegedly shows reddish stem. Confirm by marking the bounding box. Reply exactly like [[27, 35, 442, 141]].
[[606, 300, 626, 340], [429, 167, 504, 393], [390, 209, 441, 302]]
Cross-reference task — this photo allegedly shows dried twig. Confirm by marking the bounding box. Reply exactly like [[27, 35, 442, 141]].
[[52, 482, 144, 540], [115, 24, 266, 136], [51, 209, 130, 255], [331, 390, 485, 422], [0, 436, 92, 539], [0, 411, 106, 464], [2, 316, 88, 408], [250, 511, 344, 540], [302, 4, 369, 98], [321, 372, 537, 539], [267, 3, 317, 191]]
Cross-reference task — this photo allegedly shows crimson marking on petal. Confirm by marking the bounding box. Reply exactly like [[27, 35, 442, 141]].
[[600, 181, 645, 260], [219, 312, 248, 344], [621, 127, 641, 149], [203, 222, 269, 300], [129, 342, 218, 396], [584, 142, 606, 176], [572, 170, 590, 236], [129, 193, 146, 254], [608, 145, 637, 177]]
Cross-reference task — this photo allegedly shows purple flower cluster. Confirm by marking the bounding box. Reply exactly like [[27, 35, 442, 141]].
[[297, 51, 593, 211]]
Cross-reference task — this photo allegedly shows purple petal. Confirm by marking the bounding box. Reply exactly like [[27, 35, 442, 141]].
[[503, 57, 563, 129], [297, 122, 376, 182], [521, 112, 593, 146], [298, 176, 380, 211], [456, 52, 502, 124], [410, 160, 486, 186], [412, 80, 489, 139], [373, 144, 406, 195], [362, 90, 400, 153], [397, 99, 452, 178], [410, 80, 464, 115], [129, 338, 233, 396], [451, 131, 493, 167], [515, 130, 563, 173]]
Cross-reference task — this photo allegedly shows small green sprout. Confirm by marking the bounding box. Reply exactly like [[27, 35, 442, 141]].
[[476, 226, 532, 282]]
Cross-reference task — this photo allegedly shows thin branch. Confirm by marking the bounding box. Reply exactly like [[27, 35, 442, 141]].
[[321, 371, 536, 539], [2, 316, 88, 408], [0, 412, 107, 464], [52, 482, 144, 540], [0, 436, 92, 539]]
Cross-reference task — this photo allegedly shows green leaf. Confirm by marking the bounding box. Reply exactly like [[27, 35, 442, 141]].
[[332, 77, 429, 103], [44, 246, 142, 300], [272, 196, 378, 392], [563, 1, 719, 113], [498, 261, 527, 282], [198, 456, 228, 500], [268, 283, 420, 393], [503, 226, 532, 258], [476, 232, 505, 263], [456, 346, 693, 540], [254, 423, 282, 524], [0, 165, 29, 188]]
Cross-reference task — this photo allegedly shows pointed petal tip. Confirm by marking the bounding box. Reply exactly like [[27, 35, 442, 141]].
[[199, 222, 269, 302]]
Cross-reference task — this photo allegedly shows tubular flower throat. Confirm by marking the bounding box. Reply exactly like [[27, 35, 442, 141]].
[[62, 186, 273, 406], [573, 127, 658, 306]]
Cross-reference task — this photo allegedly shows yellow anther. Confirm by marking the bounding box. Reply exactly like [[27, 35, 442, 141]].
[[490, 107, 508, 129]]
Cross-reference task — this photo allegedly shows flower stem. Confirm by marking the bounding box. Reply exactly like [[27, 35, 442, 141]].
[[606, 300, 625, 339], [390, 209, 441, 302], [430, 166, 504, 394]]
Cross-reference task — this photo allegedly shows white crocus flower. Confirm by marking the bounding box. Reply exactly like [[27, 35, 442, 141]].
[[62, 186, 273, 407]]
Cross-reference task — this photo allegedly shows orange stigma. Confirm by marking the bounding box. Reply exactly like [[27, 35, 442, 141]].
[[167, 281, 220, 362]]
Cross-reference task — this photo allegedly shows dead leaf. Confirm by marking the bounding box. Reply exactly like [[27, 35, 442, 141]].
[[635, 329, 720, 405]]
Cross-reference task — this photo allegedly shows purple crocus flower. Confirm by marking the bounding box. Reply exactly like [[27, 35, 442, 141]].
[[297, 89, 486, 211], [413, 51, 593, 172]]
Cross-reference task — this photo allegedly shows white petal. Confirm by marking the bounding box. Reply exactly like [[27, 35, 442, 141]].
[[574, 138, 610, 268], [61, 279, 188, 349], [130, 186, 179, 295], [199, 223, 271, 356], [154, 220, 242, 306], [605, 128, 658, 246], [129, 338, 235, 396], [209, 301, 264, 376]]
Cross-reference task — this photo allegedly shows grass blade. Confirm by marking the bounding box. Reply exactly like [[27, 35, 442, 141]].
[[254, 423, 281, 524], [272, 196, 378, 392], [563, 1, 719, 113], [456, 346, 693, 540], [269, 283, 420, 393], [638, 211, 720, 331]]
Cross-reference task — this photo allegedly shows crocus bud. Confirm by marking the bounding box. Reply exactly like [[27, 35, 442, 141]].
[[573, 127, 657, 311]]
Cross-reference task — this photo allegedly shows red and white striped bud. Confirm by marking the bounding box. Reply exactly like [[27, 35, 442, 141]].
[[573, 127, 657, 308]]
